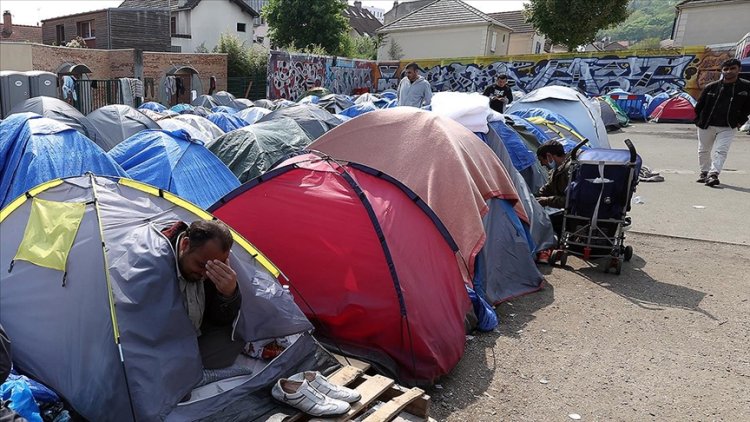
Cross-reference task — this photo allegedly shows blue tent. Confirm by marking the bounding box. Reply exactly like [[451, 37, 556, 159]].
[[171, 103, 194, 113], [139, 102, 167, 112], [0, 113, 127, 208], [211, 106, 239, 115], [645, 92, 670, 117], [339, 102, 378, 118], [206, 113, 249, 132], [510, 107, 582, 136], [108, 129, 240, 209]]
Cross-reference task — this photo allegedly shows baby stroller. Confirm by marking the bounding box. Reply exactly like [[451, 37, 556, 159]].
[[549, 139, 642, 274]]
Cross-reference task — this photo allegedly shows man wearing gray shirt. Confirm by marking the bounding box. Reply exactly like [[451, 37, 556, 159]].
[[397, 62, 433, 108]]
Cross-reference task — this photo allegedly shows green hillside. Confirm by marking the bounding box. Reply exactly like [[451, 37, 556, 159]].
[[598, 0, 680, 43]]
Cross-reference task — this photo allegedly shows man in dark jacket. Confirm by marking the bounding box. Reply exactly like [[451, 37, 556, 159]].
[[694, 58, 750, 187], [482, 74, 514, 113], [536, 140, 571, 209], [162, 220, 244, 369]]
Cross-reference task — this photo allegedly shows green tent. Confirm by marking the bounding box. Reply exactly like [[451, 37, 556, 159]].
[[600, 96, 629, 127], [207, 117, 312, 183]]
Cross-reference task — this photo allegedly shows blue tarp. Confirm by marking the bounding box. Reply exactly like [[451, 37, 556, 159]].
[[108, 129, 240, 209], [206, 113, 249, 132], [139, 102, 167, 112], [211, 106, 239, 115], [486, 121, 537, 171], [339, 102, 378, 118], [511, 107, 582, 136], [0, 113, 127, 208], [171, 104, 194, 113]]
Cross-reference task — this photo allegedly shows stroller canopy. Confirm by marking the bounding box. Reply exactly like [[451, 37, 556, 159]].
[[0, 175, 315, 421], [0, 113, 126, 208], [258, 105, 342, 140], [207, 117, 312, 183], [210, 154, 470, 384], [8, 96, 102, 145], [86, 104, 160, 151], [108, 129, 240, 209]]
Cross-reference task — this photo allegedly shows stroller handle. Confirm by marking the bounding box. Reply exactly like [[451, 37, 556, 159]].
[[570, 139, 589, 159], [624, 138, 637, 163]]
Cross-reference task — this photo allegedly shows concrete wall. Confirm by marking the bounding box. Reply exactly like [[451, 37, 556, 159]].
[[673, 1, 750, 46], [0, 42, 33, 71], [378, 25, 493, 61], [483, 26, 511, 57]]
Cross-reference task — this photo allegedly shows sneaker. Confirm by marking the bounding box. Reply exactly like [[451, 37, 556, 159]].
[[705, 174, 720, 187], [696, 171, 708, 183], [289, 371, 362, 403], [271, 378, 351, 416]]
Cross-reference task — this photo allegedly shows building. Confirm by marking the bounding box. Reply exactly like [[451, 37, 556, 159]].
[[118, 0, 259, 53], [246, 0, 270, 48], [384, 0, 432, 25], [362, 5, 385, 23], [376, 0, 512, 61], [671, 0, 750, 47], [1, 11, 43, 43], [488, 10, 546, 55], [346, 1, 383, 38], [41, 9, 170, 51]]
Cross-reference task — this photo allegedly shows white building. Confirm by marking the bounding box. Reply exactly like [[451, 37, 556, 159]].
[[671, 0, 750, 47], [362, 5, 385, 23]]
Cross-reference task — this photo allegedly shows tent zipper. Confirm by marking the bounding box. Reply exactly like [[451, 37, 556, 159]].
[[7, 260, 14, 273]]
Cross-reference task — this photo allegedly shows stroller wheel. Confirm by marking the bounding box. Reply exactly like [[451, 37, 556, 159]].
[[624, 246, 633, 262]]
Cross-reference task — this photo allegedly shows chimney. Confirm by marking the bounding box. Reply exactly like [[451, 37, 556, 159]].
[[2, 11, 12, 38], [354, 1, 362, 9]]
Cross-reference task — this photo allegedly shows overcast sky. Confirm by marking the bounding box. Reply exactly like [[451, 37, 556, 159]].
[[2, 0, 528, 26]]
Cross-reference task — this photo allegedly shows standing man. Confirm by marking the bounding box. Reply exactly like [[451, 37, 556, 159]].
[[483, 74, 514, 113], [694, 58, 750, 187], [397, 62, 432, 108]]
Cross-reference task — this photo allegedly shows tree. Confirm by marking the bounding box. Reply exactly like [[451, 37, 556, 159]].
[[525, 0, 630, 52], [213, 34, 268, 77], [598, 0, 680, 43], [387, 37, 404, 60], [263, 0, 349, 56]]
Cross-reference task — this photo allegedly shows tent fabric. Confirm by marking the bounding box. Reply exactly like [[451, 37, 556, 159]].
[[272, 100, 297, 110], [309, 108, 528, 282], [594, 99, 622, 132], [258, 105, 342, 140], [649, 97, 697, 123], [210, 154, 470, 385], [0, 113, 127, 208], [170, 103, 194, 113], [192, 95, 219, 109], [212, 91, 247, 110], [508, 86, 610, 148], [86, 105, 160, 151], [207, 117, 312, 183], [8, 96, 103, 145], [599, 96, 630, 127], [254, 99, 275, 109], [524, 116, 590, 153], [316, 94, 355, 114], [0, 175, 316, 421], [156, 118, 214, 144], [108, 129, 240, 209], [237, 107, 272, 124], [206, 113, 250, 133], [138, 109, 170, 121], [211, 106, 240, 115], [339, 102, 378, 118], [235, 99, 255, 109], [139, 102, 167, 112], [484, 116, 537, 172], [645, 92, 671, 117], [173, 114, 225, 141], [509, 107, 582, 137]]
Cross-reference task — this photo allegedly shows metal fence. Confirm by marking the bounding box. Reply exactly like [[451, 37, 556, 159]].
[[227, 72, 267, 101], [72, 79, 145, 114]]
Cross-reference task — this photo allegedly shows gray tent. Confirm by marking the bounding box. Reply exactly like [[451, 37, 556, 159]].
[[257, 105, 342, 140], [87, 105, 160, 151], [0, 175, 319, 421], [212, 91, 247, 110], [207, 117, 312, 183], [596, 98, 623, 132], [9, 96, 103, 145], [316, 94, 354, 114], [192, 94, 219, 109], [254, 99, 275, 109]]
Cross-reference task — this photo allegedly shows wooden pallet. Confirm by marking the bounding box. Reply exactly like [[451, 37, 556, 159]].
[[283, 357, 431, 422]]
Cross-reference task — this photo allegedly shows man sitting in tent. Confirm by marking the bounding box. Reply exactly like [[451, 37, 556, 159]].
[[162, 220, 244, 369], [535, 140, 571, 240]]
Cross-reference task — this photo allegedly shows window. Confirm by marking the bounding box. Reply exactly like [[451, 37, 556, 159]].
[[170, 17, 177, 35], [77, 20, 94, 39], [502, 34, 506, 43], [237, 22, 246, 32], [490, 32, 497, 52], [55, 24, 65, 44]]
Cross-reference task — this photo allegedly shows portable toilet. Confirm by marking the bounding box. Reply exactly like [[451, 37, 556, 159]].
[[26, 71, 58, 98], [0, 71, 30, 118]]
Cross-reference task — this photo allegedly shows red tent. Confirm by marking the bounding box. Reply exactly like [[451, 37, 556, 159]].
[[210, 153, 470, 385], [649, 96, 696, 123]]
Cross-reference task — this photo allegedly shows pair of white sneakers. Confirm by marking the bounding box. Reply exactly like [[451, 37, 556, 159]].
[[271, 371, 362, 417]]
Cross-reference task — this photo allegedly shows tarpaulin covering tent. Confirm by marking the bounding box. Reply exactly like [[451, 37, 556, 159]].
[[192, 95, 218, 109], [139, 109, 170, 121], [211, 106, 240, 115], [212, 91, 247, 110], [157, 118, 213, 144], [0, 174, 318, 421], [191, 106, 211, 117], [8, 96, 103, 145], [237, 107, 272, 124], [108, 129, 240, 209], [339, 102, 378, 118], [254, 99, 275, 109], [170, 103, 194, 113], [210, 153, 470, 385], [235, 99, 255, 109], [258, 105, 342, 140], [309, 109, 542, 302], [86, 105, 160, 151], [649, 96, 696, 123], [508, 86, 610, 148], [486, 115, 548, 196], [207, 112, 250, 133], [0, 113, 126, 208], [173, 114, 225, 141], [316, 94, 355, 114], [272, 100, 297, 110], [207, 117, 312, 182], [139, 101, 167, 112]]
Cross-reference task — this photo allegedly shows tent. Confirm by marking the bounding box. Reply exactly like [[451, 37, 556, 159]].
[[316, 94, 355, 114], [211, 105, 240, 114], [235, 99, 255, 109], [649, 96, 696, 123], [0, 113, 126, 208], [237, 106, 272, 124], [339, 102, 378, 118], [254, 99, 275, 109], [507, 86, 610, 148], [309, 108, 542, 303], [524, 116, 590, 152], [86, 104, 160, 151], [0, 174, 318, 421], [207, 117, 312, 183], [192, 106, 211, 117], [486, 115, 548, 194], [206, 112, 250, 132], [8, 96, 103, 145], [599, 96, 629, 127], [139, 101, 167, 112], [272, 100, 297, 110], [108, 129, 240, 209], [258, 105, 342, 140], [173, 114, 225, 140], [157, 118, 214, 144], [594, 99, 622, 132], [212, 91, 247, 110], [645, 92, 670, 117], [209, 153, 470, 385], [192, 94, 218, 109], [139, 108, 170, 121], [170, 103, 194, 113]]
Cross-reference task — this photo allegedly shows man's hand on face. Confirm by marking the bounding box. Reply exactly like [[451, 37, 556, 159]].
[[206, 258, 238, 298]]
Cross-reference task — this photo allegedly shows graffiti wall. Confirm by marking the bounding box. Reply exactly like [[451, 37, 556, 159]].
[[267, 51, 375, 100]]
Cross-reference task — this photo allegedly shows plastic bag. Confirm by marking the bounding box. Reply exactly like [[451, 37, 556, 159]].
[[466, 286, 499, 332], [8, 371, 58, 404], [0, 378, 43, 422]]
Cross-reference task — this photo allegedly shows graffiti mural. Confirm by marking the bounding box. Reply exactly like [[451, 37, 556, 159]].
[[268, 51, 376, 100]]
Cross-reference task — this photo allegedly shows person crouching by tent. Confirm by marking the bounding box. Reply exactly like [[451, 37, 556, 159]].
[[535, 140, 571, 237], [162, 220, 245, 369], [482, 74, 514, 113], [694, 58, 750, 187], [397, 63, 432, 108]]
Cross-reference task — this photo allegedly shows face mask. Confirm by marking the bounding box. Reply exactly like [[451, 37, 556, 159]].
[[546, 157, 557, 170]]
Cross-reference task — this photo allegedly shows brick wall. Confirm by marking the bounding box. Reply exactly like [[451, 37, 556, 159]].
[[42, 10, 109, 48], [30, 44, 128, 79], [142, 51, 228, 101]]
